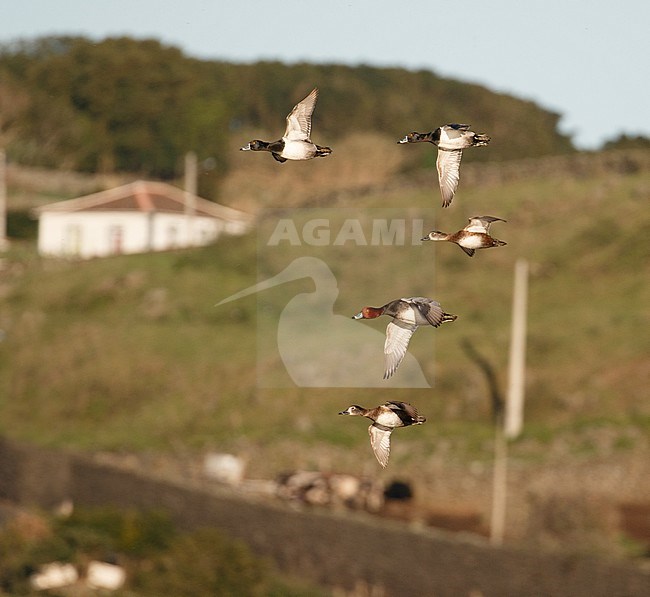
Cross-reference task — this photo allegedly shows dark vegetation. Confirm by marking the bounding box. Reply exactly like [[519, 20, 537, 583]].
[[0, 505, 321, 596], [603, 134, 650, 151], [0, 35, 574, 195], [6, 210, 36, 240]]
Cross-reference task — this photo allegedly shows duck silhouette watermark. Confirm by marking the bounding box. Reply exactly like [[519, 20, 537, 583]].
[[266, 217, 426, 246], [217, 209, 439, 388]]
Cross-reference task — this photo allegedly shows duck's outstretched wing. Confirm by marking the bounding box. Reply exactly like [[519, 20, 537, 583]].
[[284, 88, 318, 142], [368, 423, 392, 468], [443, 123, 472, 137], [385, 401, 426, 424], [383, 320, 417, 379], [407, 297, 447, 327], [436, 148, 463, 207], [465, 215, 506, 233], [385, 400, 410, 412]]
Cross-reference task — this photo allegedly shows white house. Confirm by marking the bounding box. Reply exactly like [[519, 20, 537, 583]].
[[33, 180, 251, 259]]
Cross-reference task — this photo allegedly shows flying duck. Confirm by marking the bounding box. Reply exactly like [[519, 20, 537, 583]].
[[339, 401, 426, 468], [398, 124, 490, 207], [353, 297, 457, 379], [240, 88, 332, 162], [422, 215, 507, 256]]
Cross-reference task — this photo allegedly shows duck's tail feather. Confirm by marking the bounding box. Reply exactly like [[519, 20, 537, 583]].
[[473, 133, 491, 146], [442, 312, 458, 324]]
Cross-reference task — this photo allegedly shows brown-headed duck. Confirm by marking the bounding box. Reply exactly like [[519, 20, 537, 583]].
[[353, 297, 457, 379], [422, 215, 507, 256], [339, 401, 426, 468]]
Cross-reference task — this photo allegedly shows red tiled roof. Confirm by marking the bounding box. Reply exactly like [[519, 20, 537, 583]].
[[34, 180, 250, 223]]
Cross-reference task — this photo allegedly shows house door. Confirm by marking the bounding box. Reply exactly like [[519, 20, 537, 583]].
[[108, 225, 124, 254]]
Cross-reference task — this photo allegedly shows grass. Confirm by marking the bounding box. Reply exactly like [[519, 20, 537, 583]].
[[0, 152, 649, 484]]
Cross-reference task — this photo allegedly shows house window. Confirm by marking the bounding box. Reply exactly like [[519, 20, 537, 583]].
[[108, 225, 124, 254]]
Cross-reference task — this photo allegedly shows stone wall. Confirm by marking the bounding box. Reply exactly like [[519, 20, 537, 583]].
[[1, 439, 648, 597]]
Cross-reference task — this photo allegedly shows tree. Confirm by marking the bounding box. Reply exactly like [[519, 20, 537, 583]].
[[0, 35, 576, 183]]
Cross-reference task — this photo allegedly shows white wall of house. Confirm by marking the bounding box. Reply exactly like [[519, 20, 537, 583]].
[[148, 212, 227, 251], [37, 210, 229, 259]]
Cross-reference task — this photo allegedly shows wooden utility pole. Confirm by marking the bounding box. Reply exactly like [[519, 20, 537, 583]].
[[490, 259, 529, 545], [184, 151, 197, 215], [184, 151, 198, 246], [505, 258, 529, 439], [490, 414, 508, 545], [0, 149, 9, 251]]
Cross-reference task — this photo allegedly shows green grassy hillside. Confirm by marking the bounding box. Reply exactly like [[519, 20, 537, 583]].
[[0, 151, 649, 487]]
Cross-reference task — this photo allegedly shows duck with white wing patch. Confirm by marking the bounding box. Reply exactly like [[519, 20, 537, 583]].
[[353, 297, 457, 380], [240, 88, 332, 162], [398, 124, 490, 207]]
